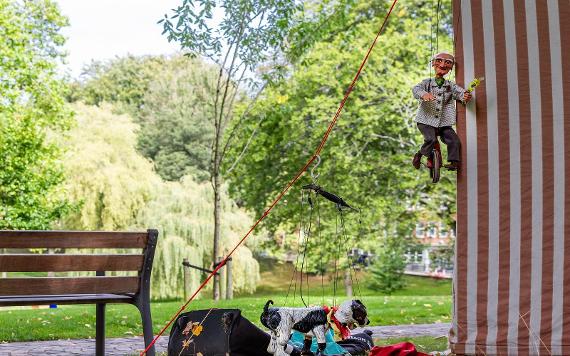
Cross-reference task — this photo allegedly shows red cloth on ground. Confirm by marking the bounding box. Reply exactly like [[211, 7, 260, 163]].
[[370, 342, 430, 356]]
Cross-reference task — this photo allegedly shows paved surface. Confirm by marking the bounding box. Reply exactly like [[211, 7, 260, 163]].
[[0, 323, 451, 355]]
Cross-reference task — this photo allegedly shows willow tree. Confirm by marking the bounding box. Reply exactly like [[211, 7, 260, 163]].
[[62, 103, 157, 230], [0, 0, 72, 229], [161, 0, 301, 300], [62, 103, 260, 299], [134, 178, 260, 299]]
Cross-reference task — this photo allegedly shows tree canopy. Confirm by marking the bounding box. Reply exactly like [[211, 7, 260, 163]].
[[62, 103, 260, 299], [225, 0, 455, 276], [0, 0, 73, 229]]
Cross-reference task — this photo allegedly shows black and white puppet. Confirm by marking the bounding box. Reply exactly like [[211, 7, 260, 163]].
[[260, 299, 369, 356]]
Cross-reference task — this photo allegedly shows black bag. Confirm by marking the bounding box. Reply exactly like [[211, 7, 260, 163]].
[[336, 330, 374, 356], [167, 308, 274, 356]]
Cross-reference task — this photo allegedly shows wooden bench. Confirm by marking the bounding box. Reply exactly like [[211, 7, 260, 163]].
[[0, 229, 158, 356]]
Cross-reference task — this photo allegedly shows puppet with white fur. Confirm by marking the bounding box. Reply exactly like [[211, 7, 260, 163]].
[[260, 299, 369, 356]]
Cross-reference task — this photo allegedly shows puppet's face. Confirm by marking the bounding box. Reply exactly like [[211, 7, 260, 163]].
[[432, 53, 455, 77]]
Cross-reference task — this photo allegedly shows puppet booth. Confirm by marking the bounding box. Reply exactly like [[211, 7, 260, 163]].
[[451, 0, 570, 354]]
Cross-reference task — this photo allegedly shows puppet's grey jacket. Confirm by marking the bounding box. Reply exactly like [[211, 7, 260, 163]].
[[412, 78, 467, 127]]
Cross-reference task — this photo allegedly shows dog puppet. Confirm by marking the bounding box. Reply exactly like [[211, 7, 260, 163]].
[[260, 299, 369, 356]]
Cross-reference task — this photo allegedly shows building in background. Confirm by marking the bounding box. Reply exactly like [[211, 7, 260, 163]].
[[404, 221, 455, 279]]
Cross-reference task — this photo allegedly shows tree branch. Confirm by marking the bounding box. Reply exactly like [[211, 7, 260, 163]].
[[225, 113, 265, 175]]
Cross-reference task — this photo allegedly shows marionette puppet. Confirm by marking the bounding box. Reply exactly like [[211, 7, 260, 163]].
[[411, 52, 481, 172], [260, 299, 369, 356]]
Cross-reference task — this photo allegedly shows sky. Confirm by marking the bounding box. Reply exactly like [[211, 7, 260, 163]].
[[56, 0, 182, 78]]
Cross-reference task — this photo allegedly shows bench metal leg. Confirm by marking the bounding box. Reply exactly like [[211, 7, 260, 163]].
[[96, 303, 105, 356], [137, 302, 155, 356]]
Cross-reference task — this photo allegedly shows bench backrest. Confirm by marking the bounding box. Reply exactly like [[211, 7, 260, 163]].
[[0, 230, 158, 296]]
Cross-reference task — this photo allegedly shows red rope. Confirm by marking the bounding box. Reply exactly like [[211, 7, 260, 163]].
[[141, 1, 398, 354]]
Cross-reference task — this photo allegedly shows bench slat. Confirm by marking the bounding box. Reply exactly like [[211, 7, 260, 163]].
[[0, 255, 144, 272], [0, 294, 135, 307], [0, 277, 140, 295], [0, 231, 148, 248]]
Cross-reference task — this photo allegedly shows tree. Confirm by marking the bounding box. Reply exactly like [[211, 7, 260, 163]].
[[66, 55, 167, 117], [225, 0, 453, 292], [0, 0, 73, 230], [61, 103, 158, 230], [136, 55, 219, 181], [368, 236, 407, 294], [62, 103, 260, 299], [161, 0, 301, 300], [68, 55, 222, 182]]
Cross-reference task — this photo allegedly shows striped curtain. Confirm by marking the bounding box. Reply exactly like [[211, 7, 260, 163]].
[[452, 0, 570, 354]]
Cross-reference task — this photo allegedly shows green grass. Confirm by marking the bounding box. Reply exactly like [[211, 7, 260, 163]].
[[253, 260, 452, 297], [0, 295, 451, 342], [0, 261, 452, 351]]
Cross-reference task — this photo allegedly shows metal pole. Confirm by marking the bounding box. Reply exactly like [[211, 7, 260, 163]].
[[217, 256, 225, 300]]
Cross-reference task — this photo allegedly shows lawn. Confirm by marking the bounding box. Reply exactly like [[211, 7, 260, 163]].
[[253, 259, 452, 297], [0, 263, 453, 353], [0, 294, 451, 342]]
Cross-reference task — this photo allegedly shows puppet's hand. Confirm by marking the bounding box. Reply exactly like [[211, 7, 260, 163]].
[[463, 92, 472, 103], [422, 93, 435, 101]]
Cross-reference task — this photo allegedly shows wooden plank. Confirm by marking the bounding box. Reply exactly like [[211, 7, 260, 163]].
[[0, 294, 134, 307], [0, 255, 144, 272], [0, 277, 140, 295], [0, 231, 149, 248]]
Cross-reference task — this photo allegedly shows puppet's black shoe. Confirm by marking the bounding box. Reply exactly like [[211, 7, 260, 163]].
[[412, 151, 422, 169], [444, 161, 459, 171]]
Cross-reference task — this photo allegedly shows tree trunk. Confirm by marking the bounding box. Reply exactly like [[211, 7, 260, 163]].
[[213, 176, 221, 300]]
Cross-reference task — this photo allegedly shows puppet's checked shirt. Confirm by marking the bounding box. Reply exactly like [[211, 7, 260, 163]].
[[412, 78, 467, 127]]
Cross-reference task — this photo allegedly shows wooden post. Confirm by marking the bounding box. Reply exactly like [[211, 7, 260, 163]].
[[183, 258, 190, 301], [216, 256, 224, 300], [226, 258, 233, 300], [344, 268, 353, 297]]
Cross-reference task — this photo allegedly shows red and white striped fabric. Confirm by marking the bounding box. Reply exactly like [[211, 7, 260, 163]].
[[452, 0, 570, 354]]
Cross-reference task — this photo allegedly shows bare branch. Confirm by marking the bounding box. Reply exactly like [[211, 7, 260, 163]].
[[371, 133, 416, 148], [225, 113, 265, 174], [220, 81, 268, 161]]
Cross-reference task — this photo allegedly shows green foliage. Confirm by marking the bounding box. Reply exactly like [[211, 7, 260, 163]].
[[62, 103, 157, 230], [0, 0, 73, 229], [161, 0, 306, 298], [68, 55, 220, 182], [225, 0, 454, 274], [61, 103, 259, 299], [136, 56, 219, 181], [369, 236, 408, 294], [160, 0, 301, 74], [67, 55, 167, 116], [134, 178, 260, 299]]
